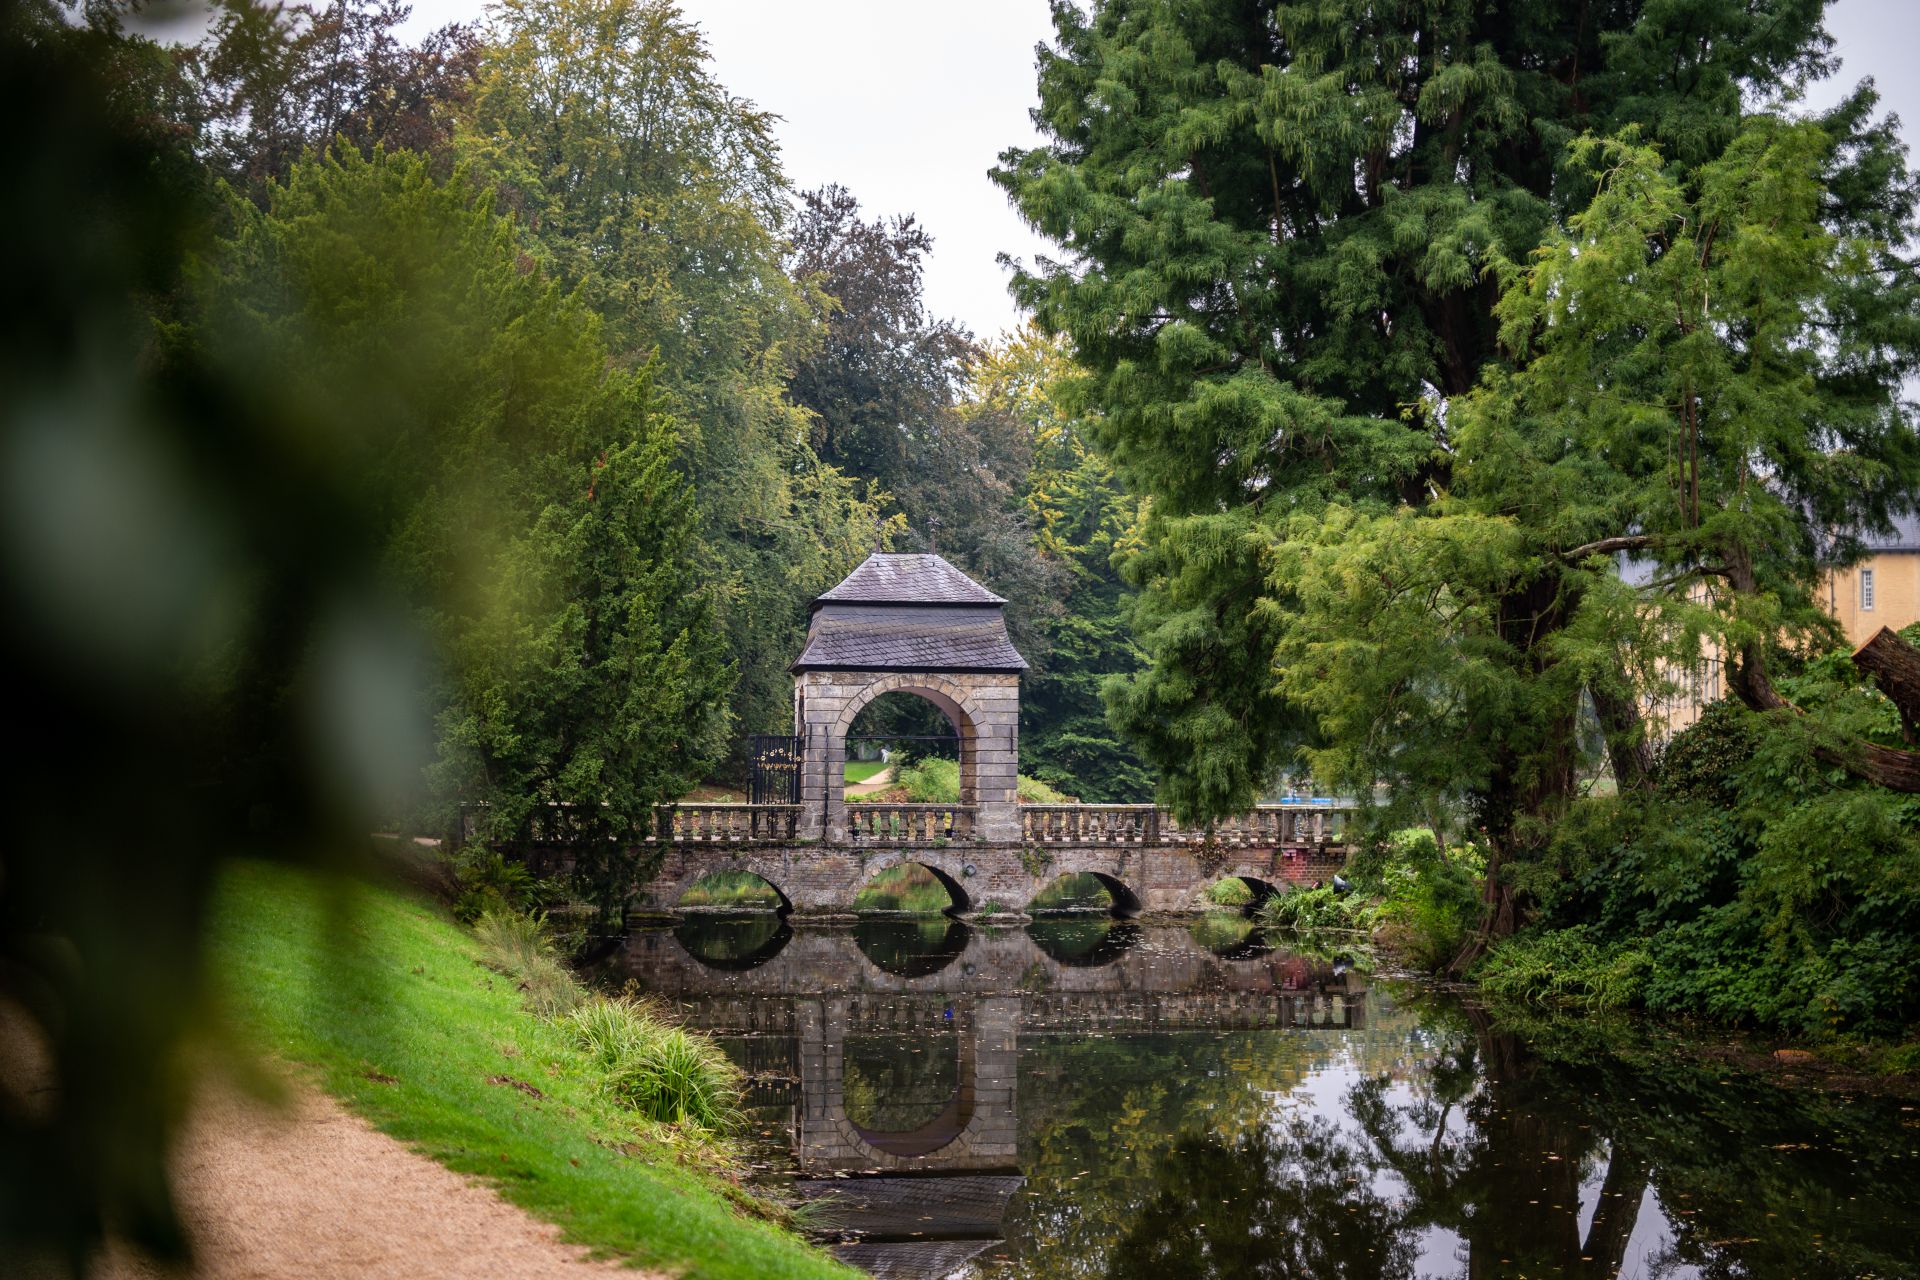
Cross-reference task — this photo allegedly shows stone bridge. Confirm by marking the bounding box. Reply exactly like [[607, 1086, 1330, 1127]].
[[625, 801, 1354, 917], [502, 553, 1360, 916]]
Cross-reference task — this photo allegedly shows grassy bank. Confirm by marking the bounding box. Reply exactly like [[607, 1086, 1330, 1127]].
[[208, 860, 854, 1279]]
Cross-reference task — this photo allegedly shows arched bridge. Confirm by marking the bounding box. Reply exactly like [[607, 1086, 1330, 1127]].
[[498, 553, 1359, 916], [623, 800, 1355, 917]]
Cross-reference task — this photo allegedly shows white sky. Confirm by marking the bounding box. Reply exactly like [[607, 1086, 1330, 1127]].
[[165, 0, 1920, 341]]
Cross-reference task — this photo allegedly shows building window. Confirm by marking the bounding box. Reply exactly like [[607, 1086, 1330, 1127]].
[[1861, 567, 1876, 612]]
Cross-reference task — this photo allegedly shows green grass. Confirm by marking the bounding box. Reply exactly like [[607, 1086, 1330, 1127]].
[[676, 869, 784, 909], [842, 760, 889, 784], [208, 860, 854, 1279]]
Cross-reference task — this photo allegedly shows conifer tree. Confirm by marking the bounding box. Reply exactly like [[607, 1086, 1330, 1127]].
[[996, 0, 1920, 941]]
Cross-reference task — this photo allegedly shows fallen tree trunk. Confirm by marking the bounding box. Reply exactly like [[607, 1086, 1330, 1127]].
[[1721, 556, 1920, 792], [1852, 626, 1920, 744]]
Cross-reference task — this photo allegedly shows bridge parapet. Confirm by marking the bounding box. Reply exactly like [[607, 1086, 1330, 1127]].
[[843, 802, 974, 843], [629, 801, 1357, 847]]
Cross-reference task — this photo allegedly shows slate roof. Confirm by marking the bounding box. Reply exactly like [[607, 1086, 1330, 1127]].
[[815, 553, 1006, 606], [792, 604, 1029, 672], [1863, 510, 1920, 553], [794, 554, 1027, 671]]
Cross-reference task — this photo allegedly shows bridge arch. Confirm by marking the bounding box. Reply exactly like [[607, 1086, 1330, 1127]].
[[647, 855, 797, 917], [1035, 855, 1144, 918], [1200, 871, 1283, 912], [854, 850, 974, 915]]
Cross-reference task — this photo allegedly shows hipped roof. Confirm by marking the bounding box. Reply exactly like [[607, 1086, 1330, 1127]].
[[793, 553, 1027, 672]]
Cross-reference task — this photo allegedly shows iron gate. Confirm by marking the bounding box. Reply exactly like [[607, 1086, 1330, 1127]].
[[748, 735, 803, 805]]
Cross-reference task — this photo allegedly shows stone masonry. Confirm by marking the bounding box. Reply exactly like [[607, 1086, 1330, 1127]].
[[796, 669, 1021, 843]]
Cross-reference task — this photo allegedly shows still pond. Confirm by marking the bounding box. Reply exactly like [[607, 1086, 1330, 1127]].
[[597, 915, 1920, 1280]]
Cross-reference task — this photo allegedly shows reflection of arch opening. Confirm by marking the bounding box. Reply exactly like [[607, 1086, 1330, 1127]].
[[675, 869, 792, 914], [1027, 918, 1141, 967], [1187, 913, 1270, 960], [854, 860, 973, 916], [853, 917, 972, 978], [843, 1020, 975, 1159], [672, 914, 793, 971]]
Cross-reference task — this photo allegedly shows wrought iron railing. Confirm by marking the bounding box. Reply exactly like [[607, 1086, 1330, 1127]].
[[844, 803, 974, 843]]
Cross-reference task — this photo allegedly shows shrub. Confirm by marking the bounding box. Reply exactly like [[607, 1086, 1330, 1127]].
[[887, 757, 1076, 805], [896, 757, 960, 802], [1017, 775, 1075, 803], [1258, 885, 1368, 932], [1207, 877, 1255, 907], [452, 846, 556, 923], [1477, 928, 1652, 1012], [561, 997, 742, 1131], [1374, 857, 1482, 972]]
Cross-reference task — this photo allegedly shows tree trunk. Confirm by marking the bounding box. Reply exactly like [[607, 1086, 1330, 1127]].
[[1853, 626, 1920, 744], [1590, 677, 1656, 791], [1723, 557, 1920, 792]]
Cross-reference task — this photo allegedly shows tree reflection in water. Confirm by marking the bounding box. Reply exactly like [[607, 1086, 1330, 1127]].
[[612, 922, 1920, 1279], [1106, 1116, 1416, 1280]]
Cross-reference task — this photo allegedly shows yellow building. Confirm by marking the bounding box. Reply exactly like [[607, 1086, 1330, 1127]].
[[1823, 513, 1920, 647], [1636, 512, 1920, 741]]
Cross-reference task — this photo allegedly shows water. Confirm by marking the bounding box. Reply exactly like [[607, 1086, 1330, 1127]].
[[599, 915, 1920, 1280]]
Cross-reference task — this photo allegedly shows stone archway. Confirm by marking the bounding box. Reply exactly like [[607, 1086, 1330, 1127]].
[[789, 553, 1027, 843], [795, 669, 1021, 842]]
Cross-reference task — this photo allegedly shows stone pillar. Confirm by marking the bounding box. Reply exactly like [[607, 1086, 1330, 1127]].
[[970, 675, 1022, 841], [795, 671, 849, 841]]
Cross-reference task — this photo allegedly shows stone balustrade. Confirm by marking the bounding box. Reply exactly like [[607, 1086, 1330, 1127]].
[[492, 800, 1352, 849], [1020, 803, 1350, 847], [843, 803, 975, 844], [651, 803, 801, 844]]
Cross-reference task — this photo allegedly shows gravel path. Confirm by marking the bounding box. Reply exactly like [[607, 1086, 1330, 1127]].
[[101, 1081, 654, 1279], [844, 765, 896, 796]]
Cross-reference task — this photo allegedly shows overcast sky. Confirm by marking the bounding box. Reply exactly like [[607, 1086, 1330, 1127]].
[[371, 0, 1918, 340]]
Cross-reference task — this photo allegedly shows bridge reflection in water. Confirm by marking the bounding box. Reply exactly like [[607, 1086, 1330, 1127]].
[[601, 917, 1366, 1278]]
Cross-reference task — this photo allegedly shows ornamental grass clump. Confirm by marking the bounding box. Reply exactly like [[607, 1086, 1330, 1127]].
[[472, 909, 584, 1017], [561, 997, 743, 1132]]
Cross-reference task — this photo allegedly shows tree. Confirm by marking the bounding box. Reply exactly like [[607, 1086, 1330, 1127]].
[[189, 146, 732, 915], [784, 183, 1065, 745], [462, 0, 887, 757], [969, 329, 1152, 801], [193, 0, 480, 198], [993, 0, 1917, 945], [788, 183, 976, 491]]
